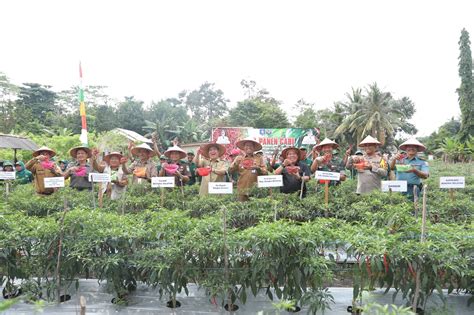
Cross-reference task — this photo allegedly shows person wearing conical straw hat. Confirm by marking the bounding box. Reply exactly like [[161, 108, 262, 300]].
[[310, 138, 346, 186], [346, 135, 388, 194], [91, 149, 128, 200], [273, 147, 311, 197], [159, 145, 191, 186], [64, 146, 94, 191], [389, 138, 429, 201], [194, 143, 227, 196], [122, 143, 157, 184], [229, 137, 268, 202], [25, 146, 62, 195]]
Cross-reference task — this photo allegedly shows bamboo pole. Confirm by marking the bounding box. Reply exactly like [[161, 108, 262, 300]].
[[55, 196, 68, 303], [80, 296, 86, 315], [324, 181, 329, 217], [413, 185, 427, 312]]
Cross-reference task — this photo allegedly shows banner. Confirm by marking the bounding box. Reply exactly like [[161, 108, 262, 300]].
[[212, 127, 320, 158]]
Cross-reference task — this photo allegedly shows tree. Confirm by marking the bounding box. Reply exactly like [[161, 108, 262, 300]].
[[14, 83, 58, 133], [293, 99, 319, 129], [228, 81, 290, 128], [0, 72, 19, 133], [115, 96, 145, 133], [457, 28, 474, 141], [335, 83, 408, 146], [228, 99, 290, 128], [143, 99, 193, 149], [181, 82, 229, 125]]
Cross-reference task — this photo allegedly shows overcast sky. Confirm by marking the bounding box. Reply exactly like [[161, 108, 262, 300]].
[[1, 0, 473, 136]]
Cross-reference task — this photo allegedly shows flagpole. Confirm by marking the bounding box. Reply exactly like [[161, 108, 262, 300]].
[[79, 62, 88, 146]]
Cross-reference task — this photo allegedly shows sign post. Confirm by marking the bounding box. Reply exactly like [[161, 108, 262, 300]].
[[209, 182, 233, 194], [0, 172, 16, 198], [315, 171, 341, 216], [439, 177, 465, 202], [89, 173, 111, 208], [381, 181, 408, 192]]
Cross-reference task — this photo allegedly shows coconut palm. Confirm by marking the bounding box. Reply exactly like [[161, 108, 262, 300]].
[[335, 83, 404, 145]]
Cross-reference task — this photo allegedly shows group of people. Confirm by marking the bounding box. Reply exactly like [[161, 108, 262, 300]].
[[1, 134, 429, 202]]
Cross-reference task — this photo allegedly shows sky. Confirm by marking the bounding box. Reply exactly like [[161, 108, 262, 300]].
[[1, 0, 473, 136]]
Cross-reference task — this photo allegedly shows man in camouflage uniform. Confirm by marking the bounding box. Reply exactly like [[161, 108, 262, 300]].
[[310, 138, 346, 187]]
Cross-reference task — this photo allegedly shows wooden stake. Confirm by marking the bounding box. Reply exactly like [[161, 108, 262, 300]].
[[449, 188, 455, 202], [413, 185, 428, 312], [98, 183, 104, 208], [80, 296, 86, 315], [222, 205, 231, 311], [55, 196, 68, 303], [160, 188, 165, 207], [324, 181, 329, 217], [299, 173, 305, 200], [413, 186, 418, 217]]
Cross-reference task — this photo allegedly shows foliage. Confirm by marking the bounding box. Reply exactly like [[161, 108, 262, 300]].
[[457, 28, 474, 142], [335, 83, 414, 146], [0, 160, 472, 312]]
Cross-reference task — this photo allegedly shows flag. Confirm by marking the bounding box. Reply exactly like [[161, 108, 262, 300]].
[[78, 62, 88, 146]]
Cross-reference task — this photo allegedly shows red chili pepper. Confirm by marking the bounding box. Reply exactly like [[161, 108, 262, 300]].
[[407, 263, 416, 279], [366, 256, 372, 276], [383, 253, 389, 273]]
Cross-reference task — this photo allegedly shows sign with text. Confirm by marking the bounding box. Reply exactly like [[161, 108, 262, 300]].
[[0, 172, 16, 180], [44, 177, 65, 188], [257, 175, 283, 188], [439, 177, 465, 189], [151, 177, 175, 188], [89, 173, 111, 183], [315, 171, 341, 181], [209, 182, 233, 194], [211, 127, 320, 159], [381, 181, 408, 192]]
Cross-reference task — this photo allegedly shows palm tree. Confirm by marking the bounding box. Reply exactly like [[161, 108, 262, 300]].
[[335, 83, 404, 145]]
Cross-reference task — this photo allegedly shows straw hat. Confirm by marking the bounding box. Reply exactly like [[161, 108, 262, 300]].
[[281, 147, 303, 160], [131, 143, 156, 157], [399, 138, 426, 152], [32, 146, 56, 158], [164, 145, 187, 159], [103, 151, 124, 164], [359, 135, 381, 147], [69, 146, 92, 159], [314, 138, 339, 150], [200, 143, 226, 159], [236, 137, 262, 151]]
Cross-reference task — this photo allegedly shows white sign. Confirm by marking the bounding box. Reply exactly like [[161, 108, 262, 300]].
[[151, 177, 175, 188], [315, 171, 341, 181], [257, 175, 283, 188], [381, 181, 408, 192], [0, 171, 16, 180], [44, 177, 65, 188], [89, 173, 111, 183], [440, 177, 465, 189], [209, 182, 233, 194]]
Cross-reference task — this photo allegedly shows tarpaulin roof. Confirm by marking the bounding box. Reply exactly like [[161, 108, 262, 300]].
[[0, 134, 38, 150], [112, 128, 152, 144]]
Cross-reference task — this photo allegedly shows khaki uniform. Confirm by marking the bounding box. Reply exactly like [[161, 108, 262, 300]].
[[198, 158, 227, 195], [25, 158, 62, 195], [347, 154, 387, 194], [229, 154, 268, 201]]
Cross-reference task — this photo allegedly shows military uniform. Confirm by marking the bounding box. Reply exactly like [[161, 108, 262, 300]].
[[314, 156, 345, 187]]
